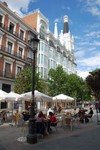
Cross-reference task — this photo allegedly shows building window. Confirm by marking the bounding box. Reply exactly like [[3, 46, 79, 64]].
[[0, 15, 3, 27], [40, 101, 45, 108], [20, 29, 24, 40], [38, 54, 40, 64], [7, 41, 13, 54], [48, 59, 50, 69], [1, 102, 7, 109], [49, 40, 55, 48], [5, 63, 12, 78], [17, 66, 22, 74], [2, 84, 11, 93], [41, 54, 44, 64], [41, 67, 43, 78], [9, 22, 14, 33], [44, 68, 47, 79], [18, 47, 23, 58]]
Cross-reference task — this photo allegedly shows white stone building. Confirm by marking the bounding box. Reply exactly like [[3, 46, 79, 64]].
[[23, 9, 77, 79]]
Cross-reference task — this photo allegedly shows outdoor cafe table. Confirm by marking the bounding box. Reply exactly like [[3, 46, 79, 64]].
[[63, 115, 80, 131]]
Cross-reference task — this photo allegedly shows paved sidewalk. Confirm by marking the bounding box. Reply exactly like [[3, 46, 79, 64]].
[[0, 144, 7, 150], [0, 112, 100, 150]]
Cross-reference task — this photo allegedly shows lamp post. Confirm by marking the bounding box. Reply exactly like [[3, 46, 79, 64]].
[[74, 97, 77, 108], [27, 36, 39, 144]]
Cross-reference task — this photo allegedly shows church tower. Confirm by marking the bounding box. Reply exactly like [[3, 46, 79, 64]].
[[62, 15, 74, 53]]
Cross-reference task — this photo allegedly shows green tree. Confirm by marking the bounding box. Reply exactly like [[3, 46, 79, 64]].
[[48, 65, 68, 96], [65, 73, 90, 102], [14, 67, 46, 94], [48, 65, 90, 102], [86, 69, 100, 101]]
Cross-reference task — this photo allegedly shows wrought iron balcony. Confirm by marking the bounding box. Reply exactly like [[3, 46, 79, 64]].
[[0, 23, 27, 43], [0, 45, 33, 65], [0, 71, 15, 79]]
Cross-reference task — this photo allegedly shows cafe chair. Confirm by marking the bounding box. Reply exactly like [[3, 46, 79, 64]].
[[87, 114, 93, 122], [79, 114, 85, 123], [72, 117, 81, 128], [56, 114, 63, 127], [50, 121, 58, 132], [62, 115, 73, 131]]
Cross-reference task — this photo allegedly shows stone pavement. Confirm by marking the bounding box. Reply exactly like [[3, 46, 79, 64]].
[[0, 144, 7, 150], [0, 111, 100, 150]]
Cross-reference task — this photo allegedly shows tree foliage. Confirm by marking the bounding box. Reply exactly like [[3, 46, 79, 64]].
[[14, 67, 46, 94], [48, 65, 91, 102], [48, 65, 68, 96], [86, 69, 100, 100]]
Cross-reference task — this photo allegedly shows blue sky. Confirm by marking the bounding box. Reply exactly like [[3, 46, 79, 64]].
[[1, 0, 100, 79]]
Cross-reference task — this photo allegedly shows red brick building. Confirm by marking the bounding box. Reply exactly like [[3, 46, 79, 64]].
[[0, 2, 38, 92]]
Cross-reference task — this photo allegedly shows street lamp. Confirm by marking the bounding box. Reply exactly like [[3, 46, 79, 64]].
[[27, 36, 39, 144], [74, 97, 77, 108]]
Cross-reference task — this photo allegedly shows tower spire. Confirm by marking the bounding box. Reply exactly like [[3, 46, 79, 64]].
[[54, 22, 58, 39], [63, 15, 69, 34]]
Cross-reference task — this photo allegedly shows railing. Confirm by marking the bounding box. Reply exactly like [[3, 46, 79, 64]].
[[0, 22, 5, 29], [0, 23, 27, 43], [63, 51, 67, 57], [0, 45, 33, 63], [0, 71, 15, 79], [39, 35, 47, 41], [57, 49, 62, 54]]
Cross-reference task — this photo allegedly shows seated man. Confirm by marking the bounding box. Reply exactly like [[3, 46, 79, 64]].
[[86, 107, 93, 118], [22, 111, 30, 121]]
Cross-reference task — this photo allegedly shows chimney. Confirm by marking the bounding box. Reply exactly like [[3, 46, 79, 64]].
[[3, 2, 8, 7]]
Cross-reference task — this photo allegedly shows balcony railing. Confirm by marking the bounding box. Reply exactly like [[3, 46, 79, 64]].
[[57, 49, 62, 54], [63, 51, 67, 57], [0, 71, 15, 79], [0, 23, 27, 42], [0, 45, 33, 63], [0, 22, 5, 29]]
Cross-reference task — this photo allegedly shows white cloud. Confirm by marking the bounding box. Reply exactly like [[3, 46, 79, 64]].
[[74, 35, 82, 40], [88, 6, 100, 17], [75, 50, 85, 59], [85, 31, 100, 37], [61, 5, 71, 11], [77, 53, 100, 67], [1, 0, 37, 16], [54, 16, 63, 23], [76, 52, 100, 79], [75, 43, 100, 79], [77, 70, 90, 79], [80, 0, 100, 17]]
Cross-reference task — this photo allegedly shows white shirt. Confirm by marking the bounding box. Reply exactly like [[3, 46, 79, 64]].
[[47, 108, 54, 116]]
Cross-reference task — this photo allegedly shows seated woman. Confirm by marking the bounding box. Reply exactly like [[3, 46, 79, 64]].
[[35, 111, 48, 136], [49, 111, 57, 127]]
